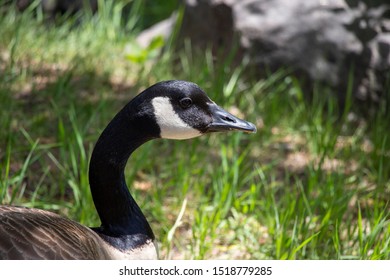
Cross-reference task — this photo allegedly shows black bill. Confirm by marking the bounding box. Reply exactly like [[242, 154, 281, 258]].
[[206, 103, 257, 133]]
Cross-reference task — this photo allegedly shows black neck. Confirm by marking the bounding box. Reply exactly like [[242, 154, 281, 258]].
[[88, 102, 158, 240]]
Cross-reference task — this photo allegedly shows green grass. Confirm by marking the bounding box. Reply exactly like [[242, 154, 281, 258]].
[[0, 1, 389, 260]]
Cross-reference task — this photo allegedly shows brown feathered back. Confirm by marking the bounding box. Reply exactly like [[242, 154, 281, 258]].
[[0, 206, 112, 259], [0, 206, 158, 260]]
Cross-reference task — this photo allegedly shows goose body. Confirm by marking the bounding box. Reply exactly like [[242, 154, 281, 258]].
[[0, 80, 256, 259], [0, 206, 157, 259]]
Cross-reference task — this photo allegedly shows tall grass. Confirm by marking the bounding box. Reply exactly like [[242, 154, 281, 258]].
[[0, 0, 389, 260]]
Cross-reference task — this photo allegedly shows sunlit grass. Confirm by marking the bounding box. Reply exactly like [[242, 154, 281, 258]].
[[0, 0, 389, 260]]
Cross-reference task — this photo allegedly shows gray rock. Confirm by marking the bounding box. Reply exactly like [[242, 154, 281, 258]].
[[235, 0, 361, 87], [174, 0, 390, 104], [179, 0, 236, 56]]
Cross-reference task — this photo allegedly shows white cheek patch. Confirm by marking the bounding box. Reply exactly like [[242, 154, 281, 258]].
[[152, 97, 202, 140]]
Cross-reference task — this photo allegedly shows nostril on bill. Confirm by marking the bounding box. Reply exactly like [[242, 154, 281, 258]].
[[222, 115, 236, 123]]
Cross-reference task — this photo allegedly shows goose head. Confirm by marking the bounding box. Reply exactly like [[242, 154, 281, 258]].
[[130, 80, 256, 140], [89, 80, 256, 255]]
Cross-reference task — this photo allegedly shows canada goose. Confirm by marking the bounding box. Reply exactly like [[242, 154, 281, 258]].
[[0, 80, 256, 259]]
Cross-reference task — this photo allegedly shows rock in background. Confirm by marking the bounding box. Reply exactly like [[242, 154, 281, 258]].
[[175, 0, 390, 106]]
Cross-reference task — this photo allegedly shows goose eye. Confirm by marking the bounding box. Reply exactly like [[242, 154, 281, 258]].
[[179, 97, 192, 108]]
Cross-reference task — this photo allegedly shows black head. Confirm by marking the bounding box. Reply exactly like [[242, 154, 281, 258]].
[[131, 80, 256, 139], [89, 80, 256, 240]]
